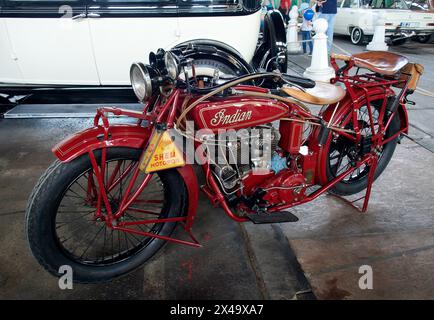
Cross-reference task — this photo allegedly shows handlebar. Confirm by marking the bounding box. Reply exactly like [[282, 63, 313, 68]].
[[186, 72, 316, 95], [281, 74, 316, 89]]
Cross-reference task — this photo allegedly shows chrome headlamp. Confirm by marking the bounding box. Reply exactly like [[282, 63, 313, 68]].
[[164, 51, 179, 80], [130, 62, 152, 102]]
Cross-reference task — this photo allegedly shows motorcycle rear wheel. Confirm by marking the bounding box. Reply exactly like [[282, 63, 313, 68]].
[[26, 147, 186, 283], [325, 100, 401, 196]]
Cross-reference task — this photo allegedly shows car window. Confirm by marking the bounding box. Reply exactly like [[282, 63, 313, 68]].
[[2, 0, 83, 8], [341, 0, 351, 7], [337, 0, 345, 7], [4, 0, 80, 2], [180, 0, 239, 3], [178, 0, 241, 6], [350, 0, 359, 7], [91, 0, 174, 2], [371, 0, 409, 9], [178, 0, 246, 13], [1, 0, 86, 18]]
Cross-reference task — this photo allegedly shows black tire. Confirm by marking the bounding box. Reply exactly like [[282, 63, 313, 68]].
[[185, 58, 243, 80], [325, 99, 400, 196], [174, 40, 252, 86], [0, 95, 15, 113], [252, 10, 287, 73], [350, 27, 366, 45], [174, 39, 253, 76], [392, 38, 407, 46], [415, 35, 431, 44], [26, 147, 186, 283]]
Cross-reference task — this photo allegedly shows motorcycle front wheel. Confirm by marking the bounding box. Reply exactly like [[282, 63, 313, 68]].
[[26, 147, 186, 283]]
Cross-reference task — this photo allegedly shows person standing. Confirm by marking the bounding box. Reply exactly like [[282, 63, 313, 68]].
[[279, 0, 291, 24], [300, 3, 314, 56], [315, 0, 337, 52]]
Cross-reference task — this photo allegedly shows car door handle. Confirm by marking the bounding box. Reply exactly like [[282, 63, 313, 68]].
[[71, 13, 86, 20], [87, 12, 101, 18]]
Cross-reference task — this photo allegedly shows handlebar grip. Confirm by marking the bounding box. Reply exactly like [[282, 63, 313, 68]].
[[331, 53, 352, 62]]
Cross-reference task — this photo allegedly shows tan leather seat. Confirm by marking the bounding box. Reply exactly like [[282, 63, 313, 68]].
[[281, 82, 346, 105], [352, 51, 409, 76]]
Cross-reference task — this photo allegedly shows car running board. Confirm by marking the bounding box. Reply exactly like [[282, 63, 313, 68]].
[[247, 211, 299, 224]]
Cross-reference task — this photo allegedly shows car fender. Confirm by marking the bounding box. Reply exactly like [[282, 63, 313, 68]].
[[174, 39, 254, 76], [252, 10, 287, 72]]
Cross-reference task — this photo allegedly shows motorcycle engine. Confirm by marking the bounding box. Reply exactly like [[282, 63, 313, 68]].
[[209, 124, 282, 193]]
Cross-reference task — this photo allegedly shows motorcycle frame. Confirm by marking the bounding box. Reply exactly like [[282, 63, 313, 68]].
[[53, 65, 410, 248]]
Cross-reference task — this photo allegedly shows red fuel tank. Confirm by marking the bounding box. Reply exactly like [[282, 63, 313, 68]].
[[189, 96, 290, 132]]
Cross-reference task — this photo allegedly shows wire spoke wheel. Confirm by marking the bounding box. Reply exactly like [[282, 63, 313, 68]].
[[26, 147, 186, 283], [56, 160, 165, 265], [325, 99, 400, 196], [329, 105, 381, 182], [351, 27, 365, 45]]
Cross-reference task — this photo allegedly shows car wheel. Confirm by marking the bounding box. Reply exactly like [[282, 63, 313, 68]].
[[252, 10, 287, 73], [415, 35, 431, 43], [0, 95, 15, 113], [350, 27, 365, 45]]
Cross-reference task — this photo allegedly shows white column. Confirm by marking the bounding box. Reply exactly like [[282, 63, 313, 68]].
[[287, 6, 301, 54], [366, 12, 388, 51], [303, 18, 335, 83]]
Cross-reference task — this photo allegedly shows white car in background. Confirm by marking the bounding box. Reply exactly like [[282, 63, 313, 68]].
[[0, 0, 281, 88], [0, 0, 289, 111], [334, 0, 434, 45]]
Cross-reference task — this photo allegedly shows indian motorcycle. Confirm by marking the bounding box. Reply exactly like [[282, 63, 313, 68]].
[[26, 48, 423, 282]]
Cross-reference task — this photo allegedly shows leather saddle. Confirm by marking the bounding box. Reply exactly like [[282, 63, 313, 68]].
[[333, 51, 409, 76], [281, 82, 346, 105], [352, 51, 409, 75], [281, 51, 410, 105]]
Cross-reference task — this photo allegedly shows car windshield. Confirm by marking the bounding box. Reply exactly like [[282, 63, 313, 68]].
[[369, 0, 409, 9]]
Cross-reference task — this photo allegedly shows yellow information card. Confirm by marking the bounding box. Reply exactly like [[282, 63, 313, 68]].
[[139, 131, 185, 173]]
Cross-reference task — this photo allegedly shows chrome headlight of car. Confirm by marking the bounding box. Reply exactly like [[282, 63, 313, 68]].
[[130, 62, 152, 102], [164, 51, 179, 80]]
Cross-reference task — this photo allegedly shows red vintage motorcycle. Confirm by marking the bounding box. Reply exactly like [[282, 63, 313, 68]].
[[26, 49, 423, 283]]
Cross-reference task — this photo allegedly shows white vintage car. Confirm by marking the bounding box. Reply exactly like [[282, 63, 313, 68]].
[[0, 0, 287, 92], [334, 0, 434, 45]]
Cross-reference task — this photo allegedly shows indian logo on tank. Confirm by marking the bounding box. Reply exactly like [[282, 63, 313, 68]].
[[210, 108, 252, 127]]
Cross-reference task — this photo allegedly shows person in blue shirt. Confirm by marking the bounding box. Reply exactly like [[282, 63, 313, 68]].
[[300, 3, 314, 56], [315, 0, 337, 53]]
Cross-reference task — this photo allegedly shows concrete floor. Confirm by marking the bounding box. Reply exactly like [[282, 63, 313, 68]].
[[0, 38, 433, 299], [0, 118, 311, 299], [286, 36, 434, 299]]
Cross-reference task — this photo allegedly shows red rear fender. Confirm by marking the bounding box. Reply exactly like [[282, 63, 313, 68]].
[[311, 88, 408, 185]]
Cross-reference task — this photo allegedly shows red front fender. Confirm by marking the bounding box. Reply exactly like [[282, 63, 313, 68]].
[[52, 124, 198, 228], [53, 124, 151, 162]]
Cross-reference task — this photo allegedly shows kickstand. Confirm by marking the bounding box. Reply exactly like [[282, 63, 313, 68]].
[[328, 155, 378, 213]]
